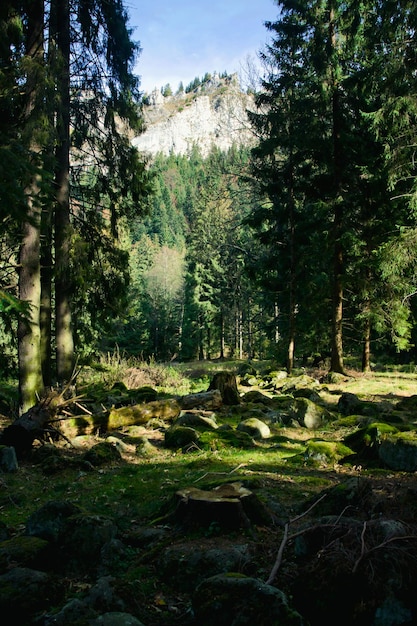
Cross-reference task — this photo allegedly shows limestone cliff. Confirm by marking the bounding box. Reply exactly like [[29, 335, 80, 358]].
[[133, 73, 256, 158]]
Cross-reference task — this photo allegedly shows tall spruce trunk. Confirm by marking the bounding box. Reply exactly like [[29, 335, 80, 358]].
[[18, 0, 45, 413], [287, 160, 296, 374], [329, 5, 345, 374], [40, 205, 53, 387], [362, 314, 371, 373], [54, 0, 74, 382], [18, 204, 44, 413]]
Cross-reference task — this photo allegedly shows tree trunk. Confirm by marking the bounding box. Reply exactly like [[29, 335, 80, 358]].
[[40, 205, 53, 387], [18, 0, 45, 414], [362, 315, 371, 372], [18, 206, 44, 414], [330, 234, 344, 373], [54, 0, 74, 382], [329, 6, 345, 375], [287, 163, 296, 375], [220, 310, 225, 359]]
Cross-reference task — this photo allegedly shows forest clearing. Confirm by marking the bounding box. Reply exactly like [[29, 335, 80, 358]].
[[1, 358, 417, 625]]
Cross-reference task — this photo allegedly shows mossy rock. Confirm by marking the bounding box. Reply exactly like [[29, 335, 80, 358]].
[[165, 426, 200, 449], [304, 440, 355, 465], [281, 375, 320, 394], [378, 432, 417, 471], [127, 386, 158, 403], [241, 390, 273, 406], [217, 429, 255, 449], [344, 422, 399, 459], [289, 397, 330, 429], [334, 415, 366, 428], [237, 418, 271, 440], [0, 536, 50, 572], [176, 412, 218, 430], [237, 362, 258, 376], [301, 477, 373, 517], [197, 429, 255, 451], [193, 574, 304, 626], [396, 394, 417, 412], [83, 441, 122, 466]]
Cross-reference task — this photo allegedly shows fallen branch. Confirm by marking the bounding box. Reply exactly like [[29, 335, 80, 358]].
[[193, 463, 247, 483], [352, 528, 416, 573], [265, 493, 327, 585]]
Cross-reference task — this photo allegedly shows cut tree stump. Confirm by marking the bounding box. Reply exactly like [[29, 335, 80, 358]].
[[207, 371, 241, 405], [172, 482, 273, 530]]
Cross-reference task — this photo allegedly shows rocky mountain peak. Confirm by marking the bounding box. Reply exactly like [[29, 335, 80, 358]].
[[133, 73, 256, 158]]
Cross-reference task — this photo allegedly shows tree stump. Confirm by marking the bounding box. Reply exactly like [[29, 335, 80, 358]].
[[207, 371, 241, 405], [173, 482, 273, 530]]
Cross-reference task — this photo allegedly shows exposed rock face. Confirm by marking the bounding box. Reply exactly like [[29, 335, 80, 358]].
[[133, 73, 257, 157]]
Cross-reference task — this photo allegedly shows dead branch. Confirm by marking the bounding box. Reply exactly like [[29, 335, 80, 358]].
[[265, 493, 327, 586], [352, 529, 417, 573]]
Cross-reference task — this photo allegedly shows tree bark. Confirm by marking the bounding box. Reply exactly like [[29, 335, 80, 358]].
[[54, 0, 74, 382], [40, 204, 53, 387], [208, 371, 240, 405], [18, 0, 45, 414], [362, 314, 371, 373], [329, 5, 345, 374]]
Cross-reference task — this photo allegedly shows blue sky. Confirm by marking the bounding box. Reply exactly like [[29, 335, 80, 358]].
[[125, 0, 279, 93]]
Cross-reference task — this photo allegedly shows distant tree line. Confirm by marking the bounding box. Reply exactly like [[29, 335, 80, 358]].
[[109, 1, 417, 371], [2, 0, 417, 414]]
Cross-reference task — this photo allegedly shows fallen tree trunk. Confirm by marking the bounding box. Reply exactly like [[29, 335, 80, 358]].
[[179, 389, 222, 410], [0, 396, 59, 457]]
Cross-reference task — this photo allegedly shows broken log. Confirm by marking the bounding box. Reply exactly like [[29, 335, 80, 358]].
[[179, 389, 222, 410]]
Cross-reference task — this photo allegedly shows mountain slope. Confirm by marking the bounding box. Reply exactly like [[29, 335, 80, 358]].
[[133, 73, 256, 157]]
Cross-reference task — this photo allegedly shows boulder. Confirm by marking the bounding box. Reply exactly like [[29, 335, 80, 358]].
[[0, 567, 63, 621], [378, 433, 417, 471], [304, 440, 354, 465], [281, 375, 320, 394], [338, 392, 364, 415], [175, 411, 218, 430], [83, 441, 122, 466], [241, 390, 273, 405], [165, 425, 200, 449], [237, 418, 271, 440], [159, 542, 253, 591], [344, 422, 399, 460], [0, 445, 18, 472], [91, 614, 146, 626], [0, 535, 50, 573], [192, 573, 304, 626], [289, 397, 330, 429]]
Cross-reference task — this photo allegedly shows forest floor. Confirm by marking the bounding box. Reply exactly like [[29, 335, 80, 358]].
[[1, 359, 417, 625]]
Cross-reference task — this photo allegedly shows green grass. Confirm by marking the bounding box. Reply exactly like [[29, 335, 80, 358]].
[[2, 356, 417, 531]]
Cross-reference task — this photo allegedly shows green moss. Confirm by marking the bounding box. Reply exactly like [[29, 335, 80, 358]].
[[305, 440, 355, 464], [165, 426, 200, 449]]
